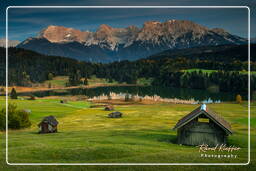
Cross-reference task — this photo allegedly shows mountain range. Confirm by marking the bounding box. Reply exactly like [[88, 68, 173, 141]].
[[17, 20, 247, 62]]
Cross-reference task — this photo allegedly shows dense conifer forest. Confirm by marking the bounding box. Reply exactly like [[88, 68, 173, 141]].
[[0, 44, 255, 93]]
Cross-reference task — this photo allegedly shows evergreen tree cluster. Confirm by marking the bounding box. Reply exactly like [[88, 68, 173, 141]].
[[0, 46, 255, 94]]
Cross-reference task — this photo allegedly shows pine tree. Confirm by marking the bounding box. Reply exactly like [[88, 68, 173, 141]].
[[84, 78, 88, 85], [10, 88, 17, 99]]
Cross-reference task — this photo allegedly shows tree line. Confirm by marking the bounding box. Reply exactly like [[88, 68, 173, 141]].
[[0, 47, 255, 94]]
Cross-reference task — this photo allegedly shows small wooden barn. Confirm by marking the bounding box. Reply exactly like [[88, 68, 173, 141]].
[[104, 105, 114, 111], [173, 104, 232, 147], [108, 111, 122, 118], [38, 116, 58, 133]]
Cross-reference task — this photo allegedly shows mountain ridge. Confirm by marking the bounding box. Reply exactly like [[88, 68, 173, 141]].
[[17, 19, 247, 62]]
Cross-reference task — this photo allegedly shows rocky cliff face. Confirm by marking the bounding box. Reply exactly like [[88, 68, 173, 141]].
[[17, 20, 246, 62]]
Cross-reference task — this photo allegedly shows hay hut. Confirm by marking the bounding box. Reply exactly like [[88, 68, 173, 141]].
[[104, 105, 114, 111], [108, 111, 122, 118], [38, 116, 58, 133], [173, 104, 232, 147]]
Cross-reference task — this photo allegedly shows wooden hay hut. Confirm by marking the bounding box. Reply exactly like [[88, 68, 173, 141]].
[[104, 105, 114, 111], [38, 116, 58, 133], [108, 111, 122, 118], [173, 104, 232, 147]]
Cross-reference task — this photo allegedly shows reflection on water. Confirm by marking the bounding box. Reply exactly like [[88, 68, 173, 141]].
[[18, 86, 245, 103]]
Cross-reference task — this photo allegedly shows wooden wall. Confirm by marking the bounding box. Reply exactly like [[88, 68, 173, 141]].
[[177, 115, 227, 147]]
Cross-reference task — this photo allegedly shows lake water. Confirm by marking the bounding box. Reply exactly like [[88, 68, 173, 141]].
[[18, 86, 245, 103]]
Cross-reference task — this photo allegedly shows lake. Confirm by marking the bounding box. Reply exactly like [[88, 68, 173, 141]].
[[17, 86, 246, 103]]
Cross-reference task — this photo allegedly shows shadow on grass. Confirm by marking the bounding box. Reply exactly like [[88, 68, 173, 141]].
[[157, 134, 177, 144], [27, 131, 64, 135]]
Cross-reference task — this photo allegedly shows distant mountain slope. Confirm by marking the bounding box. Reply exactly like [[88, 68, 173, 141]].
[[147, 44, 255, 62], [17, 20, 247, 62], [0, 38, 20, 47]]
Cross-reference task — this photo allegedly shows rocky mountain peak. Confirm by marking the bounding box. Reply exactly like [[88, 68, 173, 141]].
[[98, 24, 113, 31], [39, 25, 91, 43], [18, 19, 246, 62]]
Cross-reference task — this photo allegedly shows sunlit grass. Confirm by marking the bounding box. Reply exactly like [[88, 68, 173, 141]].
[[0, 96, 255, 170]]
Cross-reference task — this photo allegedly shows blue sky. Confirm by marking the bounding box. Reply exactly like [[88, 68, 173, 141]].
[[1, 0, 255, 41]]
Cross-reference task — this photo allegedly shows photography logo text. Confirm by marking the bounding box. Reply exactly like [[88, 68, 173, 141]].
[[197, 144, 241, 159]]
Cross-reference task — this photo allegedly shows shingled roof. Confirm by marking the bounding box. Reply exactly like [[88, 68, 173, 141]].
[[38, 115, 58, 127], [173, 104, 232, 134]]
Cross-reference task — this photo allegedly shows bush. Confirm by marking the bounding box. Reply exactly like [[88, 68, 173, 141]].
[[236, 94, 242, 104], [0, 103, 31, 130]]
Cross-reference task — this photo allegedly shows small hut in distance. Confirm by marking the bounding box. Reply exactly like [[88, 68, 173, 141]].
[[104, 105, 114, 111], [38, 116, 58, 133], [173, 104, 232, 147], [108, 111, 122, 118]]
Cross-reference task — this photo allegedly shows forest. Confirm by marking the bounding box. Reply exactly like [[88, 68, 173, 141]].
[[0, 44, 255, 94]]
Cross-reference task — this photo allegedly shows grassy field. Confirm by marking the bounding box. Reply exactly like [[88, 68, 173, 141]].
[[44, 76, 69, 87], [183, 69, 256, 75], [28, 75, 119, 89], [43, 75, 118, 88], [0, 96, 255, 170], [43, 75, 153, 88]]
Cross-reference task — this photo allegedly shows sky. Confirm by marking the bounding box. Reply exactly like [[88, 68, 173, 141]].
[[0, 0, 255, 41]]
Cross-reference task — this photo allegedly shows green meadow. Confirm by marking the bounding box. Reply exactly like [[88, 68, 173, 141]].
[[41, 75, 118, 88], [42, 75, 153, 88], [0, 97, 255, 170]]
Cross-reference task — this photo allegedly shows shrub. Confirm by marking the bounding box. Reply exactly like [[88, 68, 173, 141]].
[[0, 103, 31, 130], [236, 94, 242, 104]]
